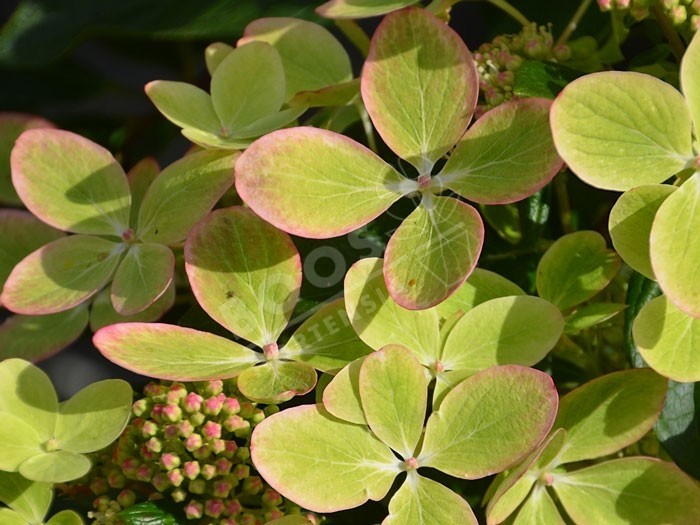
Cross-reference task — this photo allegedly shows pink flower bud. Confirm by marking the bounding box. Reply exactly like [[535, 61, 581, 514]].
[[201, 464, 217, 480], [145, 437, 162, 453], [152, 473, 171, 492], [233, 464, 250, 480], [117, 490, 135, 508], [121, 458, 140, 476], [216, 458, 232, 475], [265, 509, 285, 521], [261, 488, 283, 508], [132, 398, 151, 417], [212, 480, 233, 498], [193, 445, 212, 461], [202, 379, 224, 396], [144, 382, 168, 399], [183, 393, 203, 413], [166, 383, 187, 404], [203, 396, 224, 416], [151, 404, 164, 420], [202, 421, 222, 440], [221, 397, 240, 415], [135, 465, 153, 482], [205, 499, 225, 518], [183, 461, 201, 480], [210, 439, 226, 454], [141, 420, 158, 438], [171, 488, 187, 502], [184, 500, 204, 519], [224, 499, 242, 516], [160, 452, 181, 470], [185, 433, 203, 452], [162, 403, 182, 422], [177, 420, 194, 438], [221, 440, 238, 459], [167, 468, 184, 487], [89, 478, 109, 495], [163, 424, 178, 440], [107, 470, 126, 489], [243, 476, 263, 495]]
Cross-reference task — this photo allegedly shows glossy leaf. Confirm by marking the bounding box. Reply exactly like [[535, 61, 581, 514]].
[[0, 359, 57, 439], [0, 415, 42, 471], [344, 258, 440, 365], [137, 150, 237, 245], [281, 299, 372, 372], [550, 72, 694, 191], [441, 296, 563, 373], [322, 358, 367, 425], [145, 81, 220, 136], [536, 231, 620, 310], [126, 158, 160, 229], [211, 41, 285, 135], [235, 127, 405, 238], [419, 366, 557, 478], [553, 458, 700, 524], [89, 282, 175, 332], [0, 210, 64, 295], [360, 346, 428, 458], [54, 379, 132, 453], [384, 196, 484, 310], [185, 206, 301, 347], [362, 8, 477, 171], [434, 268, 524, 321], [0, 305, 89, 361], [0, 471, 52, 523], [11, 129, 131, 235], [94, 323, 261, 381], [554, 369, 667, 463], [236, 362, 316, 404], [0, 113, 54, 205], [609, 184, 676, 279], [239, 18, 351, 99], [633, 295, 700, 381], [650, 174, 700, 318], [251, 404, 399, 513], [681, 30, 700, 133], [512, 485, 563, 525], [1, 235, 123, 315], [385, 473, 477, 525], [316, 0, 418, 18], [564, 303, 626, 333], [437, 99, 562, 204], [18, 451, 91, 483], [111, 243, 173, 316]]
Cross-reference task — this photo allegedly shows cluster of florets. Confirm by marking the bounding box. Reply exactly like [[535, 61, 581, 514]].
[[473, 23, 571, 112], [83, 379, 318, 525], [598, 0, 700, 31]]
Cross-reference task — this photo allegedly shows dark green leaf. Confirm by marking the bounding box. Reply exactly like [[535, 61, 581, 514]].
[[513, 60, 582, 99], [117, 501, 182, 525]]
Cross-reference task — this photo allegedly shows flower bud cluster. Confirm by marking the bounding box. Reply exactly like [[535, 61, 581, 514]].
[[597, 0, 700, 32], [78, 379, 318, 525], [474, 23, 571, 113]]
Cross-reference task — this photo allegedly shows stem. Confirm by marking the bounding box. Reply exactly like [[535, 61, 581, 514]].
[[556, 0, 593, 47], [486, 0, 531, 26], [651, 3, 685, 61], [334, 20, 370, 57], [554, 172, 574, 234], [355, 99, 378, 153]]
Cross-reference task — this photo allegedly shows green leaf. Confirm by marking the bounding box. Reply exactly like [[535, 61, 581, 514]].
[[322, 358, 367, 425], [0, 415, 42, 471], [1, 235, 123, 315], [110, 243, 173, 316], [359, 345, 428, 458], [46, 510, 84, 525], [554, 368, 667, 463], [609, 184, 676, 279], [633, 295, 700, 381], [0, 305, 89, 361], [316, 0, 418, 18], [266, 517, 311, 525], [344, 257, 440, 366], [512, 485, 564, 525], [437, 99, 562, 204], [384, 196, 484, 310], [564, 303, 626, 334], [211, 41, 285, 135], [89, 282, 175, 332], [536, 231, 620, 310], [513, 60, 582, 99], [288, 79, 360, 108], [434, 268, 525, 321], [553, 458, 700, 525], [137, 150, 237, 245], [281, 298, 372, 372], [681, 30, 700, 134], [550, 72, 694, 191], [11, 129, 131, 235], [440, 296, 563, 374], [205, 42, 233, 75], [0, 113, 54, 205], [117, 501, 180, 525], [145, 81, 221, 135], [54, 379, 132, 453], [385, 473, 477, 525], [239, 17, 352, 99], [0, 508, 27, 525], [180, 128, 250, 150], [236, 362, 317, 404], [235, 127, 405, 238], [229, 105, 305, 140], [0, 210, 64, 292], [93, 323, 261, 380], [126, 158, 160, 229], [0, 359, 58, 440], [419, 366, 557, 478], [185, 206, 300, 347], [650, 174, 700, 318], [361, 7, 477, 171], [0, 471, 52, 523], [251, 404, 399, 513], [18, 451, 91, 483]]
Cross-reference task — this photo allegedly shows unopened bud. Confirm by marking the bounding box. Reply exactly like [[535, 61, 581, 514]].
[[184, 500, 204, 519], [160, 452, 181, 470], [117, 489, 136, 508]]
